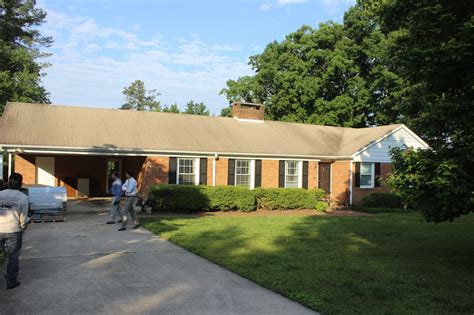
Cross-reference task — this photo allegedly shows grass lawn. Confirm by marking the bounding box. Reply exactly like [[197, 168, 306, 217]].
[[141, 212, 474, 314]]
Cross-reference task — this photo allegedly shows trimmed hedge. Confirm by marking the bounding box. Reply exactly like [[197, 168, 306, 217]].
[[254, 188, 325, 210], [361, 192, 403, 209], [147, 185, 326, 213]]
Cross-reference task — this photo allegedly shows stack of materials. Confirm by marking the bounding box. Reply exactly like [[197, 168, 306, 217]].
[[28, 187, 67, 222]]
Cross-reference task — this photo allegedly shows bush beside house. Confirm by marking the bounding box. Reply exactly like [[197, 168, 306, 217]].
[[147, 185, 326, 212]]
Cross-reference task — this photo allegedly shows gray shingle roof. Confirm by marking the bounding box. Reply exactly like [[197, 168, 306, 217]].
[[0, 102, 402, 158]]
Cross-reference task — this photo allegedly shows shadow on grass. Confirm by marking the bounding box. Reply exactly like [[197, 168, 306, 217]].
[[142, 213, 474, 314]]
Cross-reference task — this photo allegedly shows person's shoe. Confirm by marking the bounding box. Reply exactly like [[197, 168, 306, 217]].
[[118, 227, 126, 231], [106, 221, 115, 224], [132, 224, 141, 229], [6, 280, 20, 290], [117, 220, 123, 223]]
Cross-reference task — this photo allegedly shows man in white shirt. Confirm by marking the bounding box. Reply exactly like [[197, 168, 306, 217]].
[[118, 171, 140, 231], [0, 173, 29, 290]]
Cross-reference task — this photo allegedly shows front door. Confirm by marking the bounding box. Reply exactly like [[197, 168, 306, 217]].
[[36, 157, 55, 186], [318, 163, 331, 194]]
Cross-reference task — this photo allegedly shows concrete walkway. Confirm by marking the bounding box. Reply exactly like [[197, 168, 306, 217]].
[[1, 201, 316, 315]]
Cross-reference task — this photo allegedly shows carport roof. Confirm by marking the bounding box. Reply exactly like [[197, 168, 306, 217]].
[[0, 102, 403, 158]]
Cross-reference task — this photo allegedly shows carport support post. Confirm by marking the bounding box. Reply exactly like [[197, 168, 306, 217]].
[[0, 151, 3, 180], [7, 152, 12, 178]]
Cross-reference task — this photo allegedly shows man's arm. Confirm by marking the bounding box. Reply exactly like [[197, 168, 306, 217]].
[[19, 195, 29, 230]]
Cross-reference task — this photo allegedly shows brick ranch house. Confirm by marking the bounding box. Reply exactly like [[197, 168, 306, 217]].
[[0, 102, 428, 205]]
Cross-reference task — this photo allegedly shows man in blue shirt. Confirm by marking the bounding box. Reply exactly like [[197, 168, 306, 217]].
[[106, 172, 122, 224]]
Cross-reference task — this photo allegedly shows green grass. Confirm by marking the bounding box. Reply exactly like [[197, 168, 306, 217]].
[[141, 213, 474, 314]]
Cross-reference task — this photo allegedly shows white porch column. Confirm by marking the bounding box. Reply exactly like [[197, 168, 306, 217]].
[[349, 160, 353, 206], [212, 154, 217, 186], [7, 152, 12, 178], [0, 151, 3, 180]]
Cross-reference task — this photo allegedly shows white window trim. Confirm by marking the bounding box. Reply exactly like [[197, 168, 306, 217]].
[[177, 157, 200, 185], [359, 162, 375, 189], [284, 160, 302, 188], [234, 159, 255, 189]]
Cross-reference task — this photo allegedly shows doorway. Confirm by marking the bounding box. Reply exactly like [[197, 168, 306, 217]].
[[106, 159, 122, 192], [318, 163, 331, 194], [36, 157, 55, 186]]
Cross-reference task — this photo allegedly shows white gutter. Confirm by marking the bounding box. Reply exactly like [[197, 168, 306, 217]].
[[0, 144, 349, 160]]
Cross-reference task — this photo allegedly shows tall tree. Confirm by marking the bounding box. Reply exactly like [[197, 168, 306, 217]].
[[184, 100, 209, 115], [221, 5, 402, 127], [162, 102, 180, 113], [0, 0, 52, 113], [370, 0, 474, 222], [121, 80, 161, 111]]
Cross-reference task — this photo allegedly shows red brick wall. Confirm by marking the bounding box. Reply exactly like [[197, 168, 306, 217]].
[[232, 103, 265, 120], [308, 161, 318, 189], [14, 154, 36, 184], [352, 162, 392, 205], [331, 160, 351, 205], [262, 160, 278, 187], [215, 158, 229, 186], [207, 158, 213, 185], [136, 156, 168, 196]]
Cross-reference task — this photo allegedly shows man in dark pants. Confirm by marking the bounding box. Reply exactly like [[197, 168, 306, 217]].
[[0, 173, 29, 290]]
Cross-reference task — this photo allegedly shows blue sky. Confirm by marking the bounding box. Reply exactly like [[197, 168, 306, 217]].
[[38, 0, 355, 114]]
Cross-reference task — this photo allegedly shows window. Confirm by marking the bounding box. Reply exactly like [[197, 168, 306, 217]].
[[178, 158, 197, 185], [235, 160, 251, 188], [360, 162, 374, 188], [285, 161, 300, 188]]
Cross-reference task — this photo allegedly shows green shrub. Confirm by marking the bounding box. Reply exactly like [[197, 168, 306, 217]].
[[315, 201, 329, 212], [147, 185, 326, 212], [148, 184, 257, 212], [361, 192, 403, 209], [148, 184, 209, 212], [207, 186, 256, 212], [254, 188, 326, 210]]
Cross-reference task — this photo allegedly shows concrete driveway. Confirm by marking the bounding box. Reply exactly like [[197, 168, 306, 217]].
[[1, 200, 316, 315]]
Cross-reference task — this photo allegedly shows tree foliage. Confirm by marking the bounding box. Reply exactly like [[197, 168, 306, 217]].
[[220, 106, 232, 117], [121, 80, 161, 111], [221, 5, 403, 127], [184, 100, 209, 116], [162, 102, 180, 113], [374, 0, 474, 222], [0, 0, 52, 113]]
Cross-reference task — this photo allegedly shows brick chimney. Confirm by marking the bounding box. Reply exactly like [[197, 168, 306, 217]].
[[232, 102, 265, 121]]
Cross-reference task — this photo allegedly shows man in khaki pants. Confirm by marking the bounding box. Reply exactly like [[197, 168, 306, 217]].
[[118, 171, 140, 231]]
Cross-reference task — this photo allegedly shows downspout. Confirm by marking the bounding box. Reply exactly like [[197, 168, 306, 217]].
[[212, 153, 218, 186], [349, 160, 353, 206]]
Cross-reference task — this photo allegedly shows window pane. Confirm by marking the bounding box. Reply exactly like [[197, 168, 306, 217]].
[[285, 161, 299, 188], [360, 163, 372, 175], [178, 158, 195, 185], [179, 174, 195, 185], [360, 175, 372, 187], [235, 160, 250, 188]]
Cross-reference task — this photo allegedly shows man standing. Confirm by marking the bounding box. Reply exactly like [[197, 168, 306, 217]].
[[106, 172, 123, 224], [118, 171, 140, 231], [0, 173, 29, 290]]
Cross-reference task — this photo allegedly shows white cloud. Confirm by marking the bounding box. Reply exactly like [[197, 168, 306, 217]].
[[260, 0, 309, 11], [259, 3, 273, 11], [277, 0, 308, 5], [38, 8, 253, 114]]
